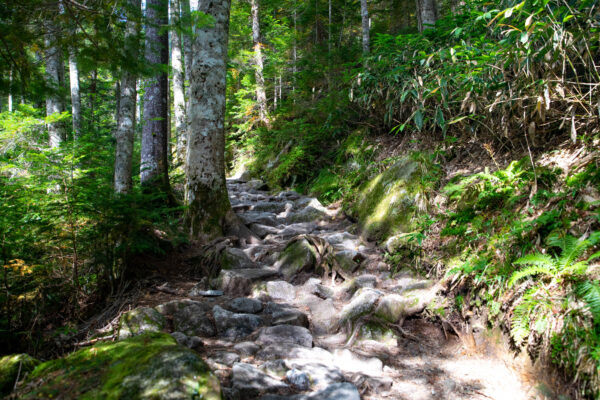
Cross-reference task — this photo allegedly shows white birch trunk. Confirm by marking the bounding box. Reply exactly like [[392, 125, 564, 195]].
[[418, 0, 437, 31], [360, 0, 370, 55], [68, 48, 82, 137], [251, 0, 268, 125], [140, 0, 171, 192], [184, 0, 232, 238], [114, 0, 141, 194], [170, 0, 187, 163], [8, 68, 13, 112], [44, 19, 67, 148]]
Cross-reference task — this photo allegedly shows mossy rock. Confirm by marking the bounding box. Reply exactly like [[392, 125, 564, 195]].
[[359, 322, 397, 346], [118, 307, 166, 339], [0, 354, 40, 396], [276, 238, 318, 279], [18, 332, 221, 399], [350, 157, 428, 241]]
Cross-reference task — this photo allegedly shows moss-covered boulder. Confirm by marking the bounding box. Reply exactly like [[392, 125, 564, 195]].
[[19, 332, 221, 399], [350, 157, 428, 241], [0, 354, 40, 396], [118, 307, 166, 339], [276, 238, 318, 279]]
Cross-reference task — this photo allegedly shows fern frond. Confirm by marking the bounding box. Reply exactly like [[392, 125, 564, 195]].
[[513, 253, 555, 268], [509, 265, 553, 287], [561, 261, 589, 277], [548, 234, 591, 269], [577, 281, 600, 322]]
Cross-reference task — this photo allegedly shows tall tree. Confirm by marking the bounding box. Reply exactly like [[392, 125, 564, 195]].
[[170, 0, 187, 163], [417, 0, 437, 31], [44, 17, 67, 148], [68, 42, 82, 138], [184, 0, 233, 238], [251, 0, 268, 125], [114, 0, 142, 194], [360, 0, 370, 54], [140, 0, 171, 192]]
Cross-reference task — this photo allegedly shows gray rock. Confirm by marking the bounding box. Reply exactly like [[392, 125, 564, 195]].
[[233, 341, 260, 357], [257, 325, 313, 348], [276, 238, 317, 280], [266, 280, 296, 302], [339, 288, 382, 324], [278, 190, 301, 200], [307, 383, 361, 400], [256, 344, 333, 363], [304, 297, 338, 335], [223, 387, 241, 400], [240, 211, 278, 226], [285, 360, 344, 388], [272, 308, 309, 327], [170, 332, 204, 350], [118, 307, 165, 339], [252, 201, 288, 213], [332, 349, 383, 376], [302, 278, 334, 299], [288, 200, 328, 223], [249, 223, 280, 238], [170, 302, 216, 337], [334, 250, 360, 273], [246, 179, 269, 191], [286, 369, 310, 390], [232, 362, 289, 397], [229, 297, 263, 314], [213, 305, 263, 339], [260, 359, 288, 378], [214, 268, 279, 296], [210, 351, 241, 367], [222, 247, 256, 269]]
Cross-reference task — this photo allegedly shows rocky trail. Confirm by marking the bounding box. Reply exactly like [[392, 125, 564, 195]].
[[58, 178, 547, 400]]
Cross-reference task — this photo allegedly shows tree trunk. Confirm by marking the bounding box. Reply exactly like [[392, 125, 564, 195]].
[[185, 0, 233, 238], [68, 47, 82, 138], [8, 68, 13, 112], [360, 0, 370, 55], [114, 0, 141, 194], [170, 0, 187, 163], [44, 19, 67, 148], [417, 0, 437, 31], [140, 0, 171, 193], [251, 0, 268, 125]]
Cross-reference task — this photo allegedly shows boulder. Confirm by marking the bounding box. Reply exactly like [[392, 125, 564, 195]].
[[213, 268, 279, 296], [288, 199, 328, 223], [170, 302, 216, 338], [257, 325, 313, 348], [266, 281, 296, 302], [349, 157, 428, 241], [239, 211, 277, 227], [232, 363, 288, 398], [170, 332, 204, 350], [210, 351, 241, 367], [284, 360, 344, 388], [233, 341, 260, 357], [276, 238, 317, 279], [222, 248, 256, 270], [17, 333, 220, 400], [118, 307, 165, 339], [213, 305, 263, 339], [286, 369, 310, 390], [265, 302, 309, 327], [0, 354, 40, 396], [249, 223, 280, 239], [228, 297, 263, 314], [339, 288, 382, 325]]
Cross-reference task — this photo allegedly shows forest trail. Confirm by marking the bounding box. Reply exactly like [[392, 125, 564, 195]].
[[125, 178, 543, 400]]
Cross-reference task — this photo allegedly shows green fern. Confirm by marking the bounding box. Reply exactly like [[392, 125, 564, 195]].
[[577, 281, 600, 322], [509, 234, 597, 287]]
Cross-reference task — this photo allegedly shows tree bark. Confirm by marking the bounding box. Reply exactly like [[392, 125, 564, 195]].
[[417, 0, 437, 31], [170, 0, 187, 163], [114, 0, 141, 194], [360, 0, 370, 55], [185, 0, 233, 239], [140, 0, 171, 193], [44, 18, 67, 148], [251, 0, 268, 125], [8, 68, 13, 112], [68, 46, 82, 138]]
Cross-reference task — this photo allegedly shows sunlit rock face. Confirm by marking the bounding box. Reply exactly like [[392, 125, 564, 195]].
[[350, 157, 430, 241], [16, 332, 221, 399]]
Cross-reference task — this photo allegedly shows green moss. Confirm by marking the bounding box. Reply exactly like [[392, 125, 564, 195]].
[[20, 332, 221, 399], [359, 322, 397, 345], [0, 354, 40, 396], [277, 238, 318, 279], [351, 157, 429, 241]]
